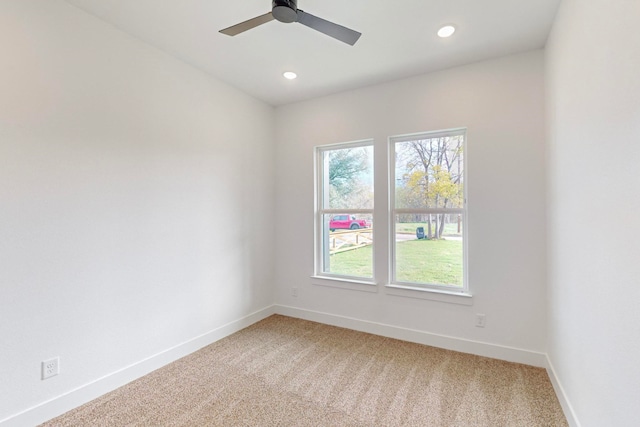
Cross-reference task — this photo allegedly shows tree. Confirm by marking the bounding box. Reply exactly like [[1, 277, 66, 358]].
[[327, 147, 372, 209], [395, 136, 464, 238]]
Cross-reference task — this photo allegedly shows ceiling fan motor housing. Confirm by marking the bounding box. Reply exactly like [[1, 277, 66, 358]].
[[272, 0, 298, 23]]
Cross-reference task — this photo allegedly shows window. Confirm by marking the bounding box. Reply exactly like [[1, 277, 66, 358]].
[[315, 141, 374, 280], [390, 129, 467, 292], [314, 130, 467, 296]]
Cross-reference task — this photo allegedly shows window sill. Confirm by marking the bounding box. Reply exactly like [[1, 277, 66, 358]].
[[311, 276, 378, 293], [384, 284, 473, 305]]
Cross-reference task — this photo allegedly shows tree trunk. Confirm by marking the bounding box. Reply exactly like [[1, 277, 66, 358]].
[[427, 214, 432, 239], [438, 214, 446, 239]]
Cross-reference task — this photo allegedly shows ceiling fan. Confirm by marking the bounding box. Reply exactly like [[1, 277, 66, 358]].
[[219, 0, 361, 46]]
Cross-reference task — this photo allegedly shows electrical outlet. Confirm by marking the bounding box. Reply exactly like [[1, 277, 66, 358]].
[[292, 287, 298, 297], [42, 357, 59, 380], [475, 314, 486, 328]]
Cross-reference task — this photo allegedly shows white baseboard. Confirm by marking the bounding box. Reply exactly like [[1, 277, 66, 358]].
[[274, 305, 548, 367], [1, 306, 276, 427], [545, 356, 581, 427]]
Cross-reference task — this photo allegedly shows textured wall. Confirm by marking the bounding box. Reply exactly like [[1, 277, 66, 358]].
[[0, 0, 275, 422], [274, 51, 547, 354], [546, 0, 640, 426]]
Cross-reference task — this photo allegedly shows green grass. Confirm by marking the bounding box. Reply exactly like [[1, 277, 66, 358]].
[[329, 239, 463, 286], [327, 245, 373, 278], [395, 239, 463, 286]]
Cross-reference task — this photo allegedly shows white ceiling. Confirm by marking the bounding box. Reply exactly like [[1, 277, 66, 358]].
[[64, 0, 560, 106]]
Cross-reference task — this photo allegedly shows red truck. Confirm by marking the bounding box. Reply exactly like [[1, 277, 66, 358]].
[[329, 215, 371, 231]]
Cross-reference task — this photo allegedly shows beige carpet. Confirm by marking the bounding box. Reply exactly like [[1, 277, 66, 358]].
[[42, 315, 567, 426]]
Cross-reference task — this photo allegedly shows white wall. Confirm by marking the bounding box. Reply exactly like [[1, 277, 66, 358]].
[[546, 1, 640, 426], [0, 0, 275, 423], [274, 51, 548, 358]]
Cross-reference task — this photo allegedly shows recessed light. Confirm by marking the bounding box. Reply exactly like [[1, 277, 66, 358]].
[[283, 71, 297, 80], [437, 25, 456, 38]]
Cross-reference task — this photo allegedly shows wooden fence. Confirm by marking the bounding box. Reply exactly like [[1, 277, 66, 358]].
[[329, 229, 373, 255]]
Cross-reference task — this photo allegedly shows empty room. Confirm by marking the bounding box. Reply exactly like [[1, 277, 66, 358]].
[[1, 0, 638, 426]]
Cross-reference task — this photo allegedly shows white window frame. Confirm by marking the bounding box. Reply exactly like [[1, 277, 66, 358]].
[[389, 128, 468, 294], [314, 139, 375, 283]]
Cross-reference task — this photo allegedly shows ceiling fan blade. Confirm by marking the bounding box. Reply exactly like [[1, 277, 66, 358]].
[[296, 10, 361, 46], [219, 12, 274, 36]]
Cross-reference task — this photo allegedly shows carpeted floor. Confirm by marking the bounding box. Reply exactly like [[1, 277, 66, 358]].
[[42, 315, 568, 426]]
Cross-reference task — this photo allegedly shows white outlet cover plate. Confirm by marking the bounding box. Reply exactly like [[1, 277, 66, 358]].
[[42, 357, 60, 380]]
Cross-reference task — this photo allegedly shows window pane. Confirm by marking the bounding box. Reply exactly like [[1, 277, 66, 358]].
[[395, 213, 464, 287], [322, 146, 374, 210], [321, 214, 373, 278], [394, 136, 464, 209]]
